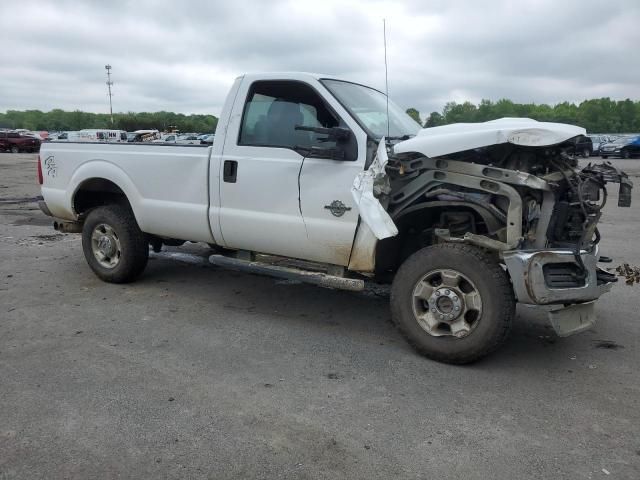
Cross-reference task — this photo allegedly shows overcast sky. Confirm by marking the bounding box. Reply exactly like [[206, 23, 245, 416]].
[[1, 0, 638, 119]]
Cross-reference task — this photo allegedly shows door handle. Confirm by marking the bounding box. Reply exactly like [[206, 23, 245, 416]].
[[223, 160, 238, 183]]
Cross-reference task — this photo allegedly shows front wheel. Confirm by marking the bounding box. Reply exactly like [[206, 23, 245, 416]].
[[390, 244, 515, 364], [81, 204, 149, 283], [10, 146, 19, 153], [622, 149, 631, 159], [582, 148, 590, 158]]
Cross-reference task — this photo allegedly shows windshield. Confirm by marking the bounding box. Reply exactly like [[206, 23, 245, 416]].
[[321, 79, 421, 139]]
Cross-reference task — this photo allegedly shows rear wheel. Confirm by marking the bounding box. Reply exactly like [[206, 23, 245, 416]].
[[622, 149, 631, 159], [390, 243, 515, 364], [10, 146, 19, 153], [582, 148, 590, 158], [81, 204, 149, 283], [602, 155, 608, 159]]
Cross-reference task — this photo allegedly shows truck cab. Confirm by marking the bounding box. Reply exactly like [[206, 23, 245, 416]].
[[208, 73, 418, 266]]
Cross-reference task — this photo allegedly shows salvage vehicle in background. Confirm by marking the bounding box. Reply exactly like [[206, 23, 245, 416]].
[[0, 131, 40, 153], [153, 134, 179, 143], [127, 130, 161, 142], [587, 134, 609, 155], [37, 72, 633, 364], [574, 135, 593, 158], [153, 134, 202, 144], [600, 135, 640, 159], [200, 134, 215, 145], [176, 134, 201, 144]]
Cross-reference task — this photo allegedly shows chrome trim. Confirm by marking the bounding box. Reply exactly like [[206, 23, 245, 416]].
[[503, 246, 613, 305]]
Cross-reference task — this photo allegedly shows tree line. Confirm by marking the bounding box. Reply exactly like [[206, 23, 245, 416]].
[[2, 96, 639, 135], [406, 97, 640, 133], [0, 109, 218, 133]]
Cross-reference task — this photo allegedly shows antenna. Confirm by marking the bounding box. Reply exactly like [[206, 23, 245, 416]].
[[383, 19, 390, 138], [105, 65, 114, 125]]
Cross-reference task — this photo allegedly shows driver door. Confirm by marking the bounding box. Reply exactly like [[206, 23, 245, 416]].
[[218, 77, 366, 265]]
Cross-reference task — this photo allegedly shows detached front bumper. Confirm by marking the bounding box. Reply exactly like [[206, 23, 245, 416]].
[[503, 247, 615, 336], [503, 246, 613, 305]]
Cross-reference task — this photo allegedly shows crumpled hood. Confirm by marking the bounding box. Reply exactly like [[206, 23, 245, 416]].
[[393, 118, 586, 158]]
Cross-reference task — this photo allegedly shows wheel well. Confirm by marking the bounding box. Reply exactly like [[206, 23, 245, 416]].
[[73, 178, 131, 216], [375, 202, 495, 276]]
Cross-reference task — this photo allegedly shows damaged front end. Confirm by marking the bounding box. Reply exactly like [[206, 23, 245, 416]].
[[352, 118, 633, 336]]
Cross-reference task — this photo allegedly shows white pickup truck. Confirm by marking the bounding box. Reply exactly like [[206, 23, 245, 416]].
[[38, 72, 633, 363]]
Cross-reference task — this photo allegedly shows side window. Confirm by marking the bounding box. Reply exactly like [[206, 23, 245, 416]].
[[239, 80, 342, 154]]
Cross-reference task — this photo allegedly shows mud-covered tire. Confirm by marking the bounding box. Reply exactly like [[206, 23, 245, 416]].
[[81, 204, 148, 283], [390, 243, 515, 364]]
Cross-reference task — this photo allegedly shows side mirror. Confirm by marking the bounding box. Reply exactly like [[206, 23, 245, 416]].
[[295, 125, 351, 141], [293, 125, 357, 161]]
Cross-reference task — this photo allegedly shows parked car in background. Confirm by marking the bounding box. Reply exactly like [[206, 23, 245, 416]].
[[574, 135, 593, 158], [153, 134, 200, 144], [600, 135, 640, 159], [587, 135, 608, 155], [127, 130, 161, 142], [176, 134, 201, 144], [20, 131, 44, 141], [153, 134, 179, 143], [200, 134, 215, 145], [51, 132, 72, 141], [0, 131, 41, 153]]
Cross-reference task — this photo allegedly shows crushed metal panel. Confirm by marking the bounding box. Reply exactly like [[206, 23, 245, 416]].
[[548, 302, 596, 337], [351, 139, 398, 240], [348, 222, 378, 272], [392, 118, 586, 158]]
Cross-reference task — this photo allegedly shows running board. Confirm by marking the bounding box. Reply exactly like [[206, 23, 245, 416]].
[[208, 254, 364, 291]]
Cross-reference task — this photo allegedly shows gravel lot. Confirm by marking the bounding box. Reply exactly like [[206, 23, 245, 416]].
[[1, 152, 639, 479]]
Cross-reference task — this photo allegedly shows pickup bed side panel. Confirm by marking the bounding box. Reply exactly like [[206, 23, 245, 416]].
[[40, 142, 215, 243]]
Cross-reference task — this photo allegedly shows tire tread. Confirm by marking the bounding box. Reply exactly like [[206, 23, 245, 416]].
[[390, 243, 515, 364], [81, 204, 148, 283]]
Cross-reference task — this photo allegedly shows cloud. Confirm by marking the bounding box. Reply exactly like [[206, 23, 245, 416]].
[[0, 0, 638, 119]]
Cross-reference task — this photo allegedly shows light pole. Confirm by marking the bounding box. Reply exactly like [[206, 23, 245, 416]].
[[105, 65, 114, 125]]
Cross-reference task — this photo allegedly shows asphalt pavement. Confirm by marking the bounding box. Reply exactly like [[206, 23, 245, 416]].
[[1, 152, 639, 479]]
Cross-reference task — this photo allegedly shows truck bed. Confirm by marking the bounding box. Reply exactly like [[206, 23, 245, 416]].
[[39, 141, 216, 243]]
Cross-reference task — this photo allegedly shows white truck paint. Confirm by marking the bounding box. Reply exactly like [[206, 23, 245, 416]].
[[393, 118, 586, 157], [42, 73, 371, 266], [38, 72, 632, 364]]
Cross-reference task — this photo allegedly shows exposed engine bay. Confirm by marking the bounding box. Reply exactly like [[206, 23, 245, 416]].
[[351, 118, 633, 327], [386, 141, 632, 263]]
